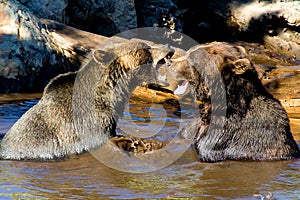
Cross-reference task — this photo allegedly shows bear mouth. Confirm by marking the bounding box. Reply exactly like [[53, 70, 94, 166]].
[[155, 59, 190, 96], [174, 80, 189, 96]]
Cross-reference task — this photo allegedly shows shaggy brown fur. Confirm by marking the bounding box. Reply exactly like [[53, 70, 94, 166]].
[[0, 41, 168, 160], [170, 42, 300, 162]]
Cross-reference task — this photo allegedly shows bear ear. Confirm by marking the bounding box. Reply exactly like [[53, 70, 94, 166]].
[[92, 49, 117, 65], [44, 72, 77, 95], [231, 58, 251, 75]]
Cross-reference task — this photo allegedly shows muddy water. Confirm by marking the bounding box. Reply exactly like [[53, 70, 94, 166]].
[[0, 93, 299, 199]]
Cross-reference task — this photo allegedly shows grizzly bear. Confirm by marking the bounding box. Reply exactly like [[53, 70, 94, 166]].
[[170, 42, 300, 162], [0, 41, 170, 160]]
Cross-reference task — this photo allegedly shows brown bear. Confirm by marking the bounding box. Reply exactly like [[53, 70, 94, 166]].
[[169, 42, 300, 162], [0, 41, 171, 160]]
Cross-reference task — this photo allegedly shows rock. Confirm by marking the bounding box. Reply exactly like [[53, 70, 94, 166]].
[[135, 0, 182, 31], [236, 41, 297, 65], [18, 0, 182, 36], [18, 0, 67, 22], [0, 0, 75, 93], [19, 0, 137, 36], [264, 30, 300, 59], [64, 0, 137, 36], [227, 1, 300, 33], [176, 0, 229, 42], [218, 1, 300, 58], [175, 0, 300, 58]]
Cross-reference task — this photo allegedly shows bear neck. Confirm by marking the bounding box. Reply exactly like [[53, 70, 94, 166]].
[[95, 61, 143, 131], [224, 69, 274, 118]]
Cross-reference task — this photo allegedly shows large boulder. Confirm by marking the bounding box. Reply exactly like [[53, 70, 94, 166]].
[[135, 0, 182, 31], [64, 0, 137, 36], [0, 0, 75, 93], [18, 0, 67, 22], [18, 0, 137, 36]]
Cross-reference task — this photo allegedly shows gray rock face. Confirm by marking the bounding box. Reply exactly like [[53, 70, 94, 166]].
[[0, 0, 75, 93], [18, 0, 67, 22], [64, 0, 137, 36], [109, 0, 137, 31], [135, 0, 181, 31], [18, 0, 137, 36]]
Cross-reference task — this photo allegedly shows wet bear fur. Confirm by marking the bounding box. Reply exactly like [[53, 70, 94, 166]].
[[0, 41, 160, 160], [171, 42, 300, 162]]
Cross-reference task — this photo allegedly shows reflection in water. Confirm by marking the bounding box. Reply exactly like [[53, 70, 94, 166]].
[[0, 96, 299, 199]]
